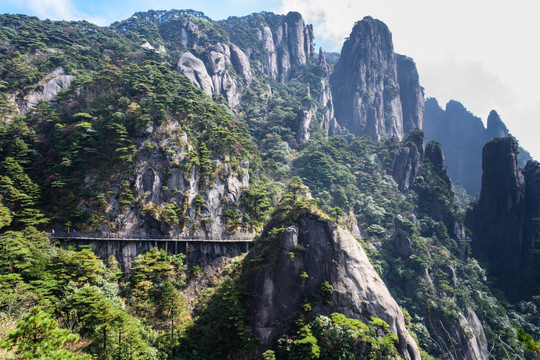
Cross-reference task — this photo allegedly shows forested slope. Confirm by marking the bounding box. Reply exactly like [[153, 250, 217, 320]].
[[0, 10, 538, 359]]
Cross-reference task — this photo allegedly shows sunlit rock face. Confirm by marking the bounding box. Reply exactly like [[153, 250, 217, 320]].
[[331, 17, 423, 141], [248, 216, 421, 360]]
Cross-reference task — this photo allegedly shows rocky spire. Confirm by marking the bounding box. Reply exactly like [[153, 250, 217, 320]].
[[330, 17, 423, 140], [396, 55, 424, 135], [469, 137, 540, 296], [485, 110, 509, 139]]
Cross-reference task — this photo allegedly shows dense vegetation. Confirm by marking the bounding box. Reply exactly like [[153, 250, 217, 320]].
[[0, 10, 538, 360]]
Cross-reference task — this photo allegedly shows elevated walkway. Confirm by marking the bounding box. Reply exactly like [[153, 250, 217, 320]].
[[51, 233, 254, 243]]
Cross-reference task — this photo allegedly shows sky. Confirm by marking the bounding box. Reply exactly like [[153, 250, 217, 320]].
[[2, 0, 539, 160]]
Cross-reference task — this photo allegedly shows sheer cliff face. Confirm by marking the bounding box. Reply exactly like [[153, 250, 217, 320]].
[[175, 11, 314, 106], [397, 55, 424, 135], [470, 137, 540, 295], [248, 216, 421, 360], [330, 17, 423, 141], [256, 11, 314, 82], [9, 67, 74, 115], [176, 44, 252, 108], [389, 130, 425, 192]]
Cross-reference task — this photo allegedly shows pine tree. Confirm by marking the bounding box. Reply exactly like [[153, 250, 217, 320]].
[[1, 306, 91, 359]]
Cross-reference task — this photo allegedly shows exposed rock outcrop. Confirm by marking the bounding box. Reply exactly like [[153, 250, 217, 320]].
[[394, 215, 413, 257], [177, 44, 252, 107], [295, 107, 314, 144], [20, 67, 73, 114], [485, 110, 509, 139], [397, 55, 424, 135], [82, 121, 253, 245], [177, 52, 214, 96], [389, 130, 425, 192], [179, 17, 199, 47], [141, 41, 166, 54], [318, 48, 343, 135], [206, 44, 241, 107], [284, 12, 310, 67], [452, 308, 489, 360], [469, 137, 540, 295], [248, 216, 421, 360], [261, 26, 279, 78], [245, 12, 313, 82], [330, 17, 423, 140], [230, 44, 253, 86], [65, 238, 250, 272]]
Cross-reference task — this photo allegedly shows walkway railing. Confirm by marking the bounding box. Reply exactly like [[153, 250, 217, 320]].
[[51, 233, 254, 243]]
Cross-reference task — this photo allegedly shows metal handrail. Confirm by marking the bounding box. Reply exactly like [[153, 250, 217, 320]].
[[50, 233, 254, 242]]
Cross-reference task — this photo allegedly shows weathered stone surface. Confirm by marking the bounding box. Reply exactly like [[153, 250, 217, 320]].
[[80, 120, 252, 252], [394, 215, 413, 257], [261, 26, 278, 78], [278, 45, 291, 82], [469, 137, 540, 294], [473, 137, 524, 292], [485, 110, 509, 139], [70, 238, 249, 272], [296, 108, 313, 144], [281, 226, 298, 251], [177, 52, 214, 96], [22, 67, 73, 114], [330, 17, 404, 140], [248, 217, 421, 360], [254, 12, 313, 82], [230, 44, 253, 86], [141, 41, 155, 50], [389, 130, 424, 192], [285, 12, 307, 67], [177, 45, 244, 107], [304, 24, 314, 60], [207, 50, 227, 75], [449, 308, 489, 360], [396, 55, 424, 134], [179, 18, 198, 46], [318, 48, 344, 135], [207, 47, 241, 107]]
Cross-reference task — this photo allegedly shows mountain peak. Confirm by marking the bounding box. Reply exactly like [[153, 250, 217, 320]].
[[486, 110, 509, 138], [330, 17, 423, 140]]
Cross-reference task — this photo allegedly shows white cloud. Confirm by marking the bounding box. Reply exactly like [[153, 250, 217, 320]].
[[16, 0, 107, 25], [26, 0, 78, 20], [508, 102, 540, 161], [277, 0, 355, 52], [419, 57, 517, 125]]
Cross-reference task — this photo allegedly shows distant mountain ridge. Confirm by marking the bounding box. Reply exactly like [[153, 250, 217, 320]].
[[423, 98, 532, 194]]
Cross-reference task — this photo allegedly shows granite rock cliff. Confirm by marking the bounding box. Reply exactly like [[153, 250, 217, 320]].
[[469, 137, 540, 295], [248, 215, 421, 360], [388, 129, 425, 192], [8, 67, 74, 115], [397, 55, 424, 135], [330, 17, 423, 140]]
